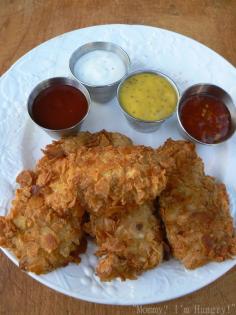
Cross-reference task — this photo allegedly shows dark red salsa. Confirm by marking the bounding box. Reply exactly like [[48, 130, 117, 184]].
[[32, 84, 88, 130], [180, 94, 231, 144]]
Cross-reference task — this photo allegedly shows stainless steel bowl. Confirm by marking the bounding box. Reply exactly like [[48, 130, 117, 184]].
[[27, 77, 91, 138], [69, 41, 130, 103], [117, 70, 180, 133], [177, 84, 236, 145]]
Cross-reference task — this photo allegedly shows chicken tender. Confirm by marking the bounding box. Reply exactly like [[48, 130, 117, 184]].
[[158, 139, 236, 269], [2, 131, 235, 280], [36, 131, 134, 214], [39, 130, 132, 161], [0, 171, 85, 274], [0, 131, 134, 275], [84, 202, 164, 280], [155, 138, 203, 177], [36, 145, 167, 215]]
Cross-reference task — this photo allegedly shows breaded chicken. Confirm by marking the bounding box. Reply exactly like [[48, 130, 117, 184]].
[[158, 139, 236, 269], [36, 145, 167, 215], [38, 132, 165, 280], [39, 130, 132, 162], [0, 131, 140, 275], [155, 138, 203, 177], [36, 131, 135, 215], [1, 132, 235, 279], [0, 171, 85, 274], [84, 202, 164, 280]]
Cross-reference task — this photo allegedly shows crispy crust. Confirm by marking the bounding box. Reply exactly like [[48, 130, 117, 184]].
[[1, 133, 235, 279], [39, 130, 132, 161], [84, 202, 164, 280], [0, 171, 85, 274], [158, 139, 236, 269], [0, 131, 139, 275], [37, 145, 167, 215]]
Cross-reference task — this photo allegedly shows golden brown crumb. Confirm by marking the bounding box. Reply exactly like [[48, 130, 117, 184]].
[[158, 139, 236, 269], [85, 202, 164, 281]]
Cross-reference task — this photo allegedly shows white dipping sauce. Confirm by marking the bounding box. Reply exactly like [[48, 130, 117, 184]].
[[74, 50, 127, 85]]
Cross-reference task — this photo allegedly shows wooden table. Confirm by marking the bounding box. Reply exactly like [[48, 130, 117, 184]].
[[0, 1, 236, 314]]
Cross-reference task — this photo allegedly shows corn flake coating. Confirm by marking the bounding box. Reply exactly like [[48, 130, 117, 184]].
[[158, 139, 236, 269], [37, 145, 167, 215], [0, 131, 138, 275], [84, 202, 164, 280], [0, 171, 85, 274]]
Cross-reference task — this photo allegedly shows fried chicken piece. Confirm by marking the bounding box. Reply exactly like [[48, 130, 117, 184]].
[[35, 131, 134, 215], [156, 139, 203, 176], [158, 139, 236, 269], [0, 171, 85, 274], [0, 131, 134, 275], [39, 130, 132, 161], [36, 130, 134, 195], [37, 132, 166, 280], [36, 145, 167, 215], [84, 202, 164, 280]]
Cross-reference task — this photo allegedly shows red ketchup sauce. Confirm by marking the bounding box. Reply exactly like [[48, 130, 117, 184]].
[[180, 94, 231, 144], [32, 85, 88, 130]]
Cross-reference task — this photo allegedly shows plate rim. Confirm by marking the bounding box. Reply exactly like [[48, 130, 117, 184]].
[[1, 247, 235, 305]]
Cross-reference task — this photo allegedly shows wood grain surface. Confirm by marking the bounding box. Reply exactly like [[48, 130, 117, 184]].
[[0, 1, 236, 314]]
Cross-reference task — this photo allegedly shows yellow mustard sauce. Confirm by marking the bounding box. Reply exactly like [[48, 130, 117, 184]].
[[119, 73, 178, 121]]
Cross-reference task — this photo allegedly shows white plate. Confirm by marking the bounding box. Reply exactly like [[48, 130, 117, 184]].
[[0, 24, 236, 305]]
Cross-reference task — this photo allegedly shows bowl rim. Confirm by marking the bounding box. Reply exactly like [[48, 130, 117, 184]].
[[69, 41, 131, 88], [117, 69, 180, 124], [176, 83, 236, 146], [27, 76, 91, 132]]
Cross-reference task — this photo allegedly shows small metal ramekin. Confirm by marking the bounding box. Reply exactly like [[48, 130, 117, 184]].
[[69, 41, 131, 103], [117, 70, 180, 133], [27, 77, 91, 138], [177, 84, 236, 145]]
